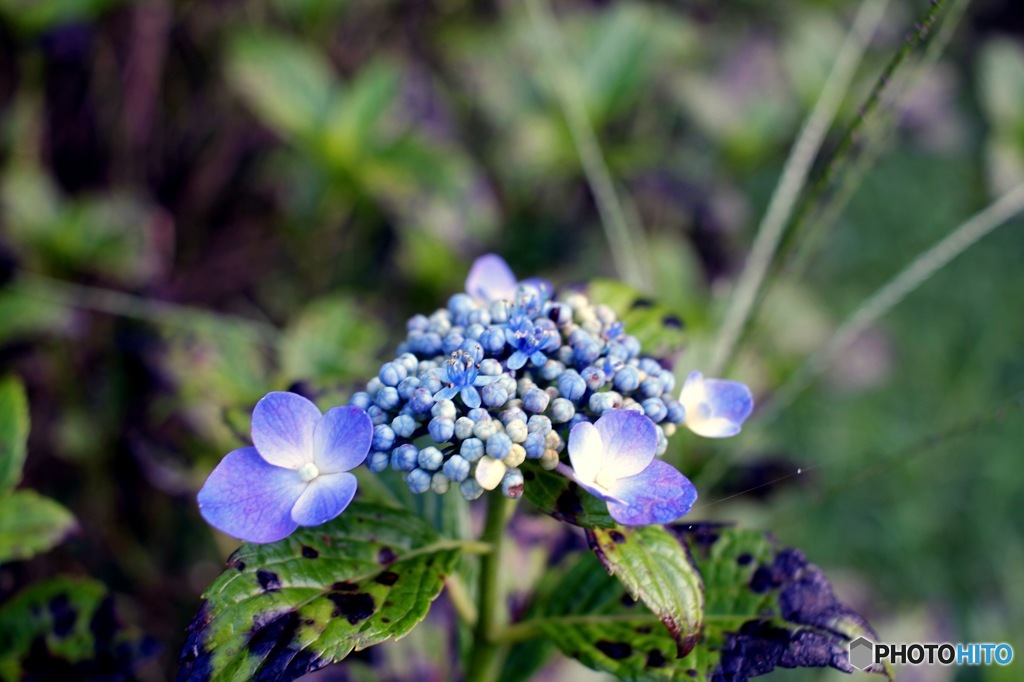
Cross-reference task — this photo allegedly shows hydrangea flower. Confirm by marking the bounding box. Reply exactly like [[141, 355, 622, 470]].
[[197, 392, 372, 543], [465, 253, 519, 302], [433, 349, 502, 409], [678, 371, 754, 438], [465, 253, 552, 304], [564, 409, 697, 526], [505, 316, 558, 370]]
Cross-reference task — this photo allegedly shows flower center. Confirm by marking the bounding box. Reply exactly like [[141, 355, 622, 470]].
[[594, 468, 617, 492], [297, 462, 320, 483]]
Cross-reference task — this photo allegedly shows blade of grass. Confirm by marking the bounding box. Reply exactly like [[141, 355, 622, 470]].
[[11, 273, 282, 345], [782, 0, 971, 281], [761, 182, 1024, 421], [524, 0, 649, 290], [708, 0, 891, 376]]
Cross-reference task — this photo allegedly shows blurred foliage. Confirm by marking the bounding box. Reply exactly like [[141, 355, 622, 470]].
[[0, 0, 1022, 679]]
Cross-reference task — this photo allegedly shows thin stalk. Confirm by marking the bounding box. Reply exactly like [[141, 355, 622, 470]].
[[465, 494, 515, 682], [12, 273, 281, 345], [445, 574, 478, 627], [524, 0, 649, 290], [783, 0, 971, 281], [762, 182, 1024, 421], [708, 0, 890, 376]]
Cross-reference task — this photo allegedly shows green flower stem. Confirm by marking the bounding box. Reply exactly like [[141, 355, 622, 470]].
[[465, 494, 516, 682]]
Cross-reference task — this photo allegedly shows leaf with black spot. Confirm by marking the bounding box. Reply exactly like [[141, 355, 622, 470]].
[[178, 502, 463, 681], [0, 577, 157, 679]]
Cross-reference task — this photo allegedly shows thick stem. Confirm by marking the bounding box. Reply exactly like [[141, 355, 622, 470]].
[[465, 494, 514, 682]]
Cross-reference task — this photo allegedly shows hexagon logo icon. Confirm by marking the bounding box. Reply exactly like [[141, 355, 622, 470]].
[[849, 636, 874, 670]]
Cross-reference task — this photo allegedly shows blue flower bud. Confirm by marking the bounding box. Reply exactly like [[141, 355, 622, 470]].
[[465, 323, 485, 340], [642, 397, 668, 423], [460, 437, 484, 462], [613, 366, 640, 392], [666, 399, 686, 424], [391, 413, 417, 438], [500, 406, 528, 425], [658, 370, 676, 394], [418, 446, 444, 471], [467, 407, 491, 423], [522, 387, 550, 414], [473, 419, 501, 440], [589, 391, 622, 416], [397, 376, 421, 400], [459, 478, 484, 500], [375, 386, 400, 411], [443, 454, 470, 482], [409, 387, 436, 413], [443, 331, 465, 355], [538, 360, 565, 382], [481, 382, 509, 408], [639, 377, 663, 399], [523, 431, 546, 458], [573, 339, 601, 366], [366, 405, 388, 425], [486, 432, 513, 460], [391, 444, 419, 471], [366, 378, 383, 396], [454, 416, 475, 440], [505, 418, 528, 443], [527, 414, 552, 435], [478, 358, 503, 376], [372, 423, 396, 451], [407, 468, 431, 494], [431, 398, 457, 420], [549, 397, 575, 423], [480, 327, 506, 354], [397, 352, 419, 373], [406, 314, 429, 332], [448, 293, 477, 322], [420, 375, 443, 394], [349, 392, 373, 410], [428, 416, 455, 442], [557, 370, 587, 402], [468, 309, 491, 326], [409, 332, 443, 357], [430, 472, 450, 494], [367, 451, 390, 473], [378, 362, 407, 387]]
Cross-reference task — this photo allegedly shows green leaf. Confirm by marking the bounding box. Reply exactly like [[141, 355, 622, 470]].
[[179, 502, 464, 681], [588, 525, 703, 656], [0, 577, 156, 680], [225, 32, 335, 140], [0, 491, 77, 563], [0, 376, 29, 491], [279, 295, 386, 385], [588, 279, 686, 360], [521, 462, 616, 529], [513, 525, 885, 681]]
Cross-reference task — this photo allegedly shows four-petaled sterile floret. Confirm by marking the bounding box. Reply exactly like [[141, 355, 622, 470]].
[[197, 392, 371, 543]]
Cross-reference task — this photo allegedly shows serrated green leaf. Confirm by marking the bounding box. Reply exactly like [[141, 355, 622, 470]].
[[0, 576, 155, 681], [225, 32, 335, 140], [0, 491, 77, 563], [179, 502, 463, 681], [588, 279, 686, 360], [517, 525, 884, 681], [588, 525, 703, 656], [521, 462, 616, 529], [0, 376, 29, 491]]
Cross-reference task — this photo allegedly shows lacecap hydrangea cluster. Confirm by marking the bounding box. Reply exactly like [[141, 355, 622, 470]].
[[356, 254, 697, 502], [196, 254, 753, 544], [356, 254, 684, 499]]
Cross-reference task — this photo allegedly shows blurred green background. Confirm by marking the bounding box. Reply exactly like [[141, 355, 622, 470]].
[[1, 0, 1023, 679]]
